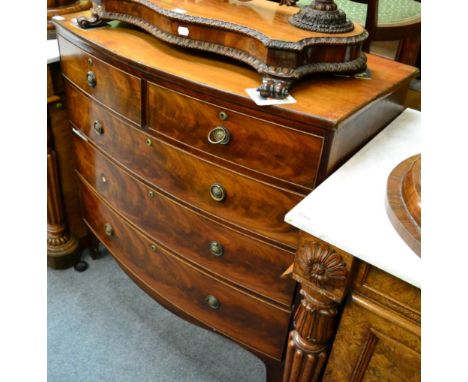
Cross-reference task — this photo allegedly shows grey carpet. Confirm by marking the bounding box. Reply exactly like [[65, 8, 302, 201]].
[[48, 249, 266, 382]]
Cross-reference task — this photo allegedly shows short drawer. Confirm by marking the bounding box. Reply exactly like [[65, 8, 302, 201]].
[[58, 36, 141, 124], [67, 83, 301, 249], [147, 83, 323, 188], [80, 182, 292, 360], [75, 138, 296, 306]]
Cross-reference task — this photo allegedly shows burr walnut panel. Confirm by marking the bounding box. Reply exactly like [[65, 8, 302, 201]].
[[79, 182, 292, 360], [322, 293, 420, 382], [59, 37, 141, 124], [66, 83, 301, 249], [146, 83, 323, 189], [74, 137, 296, 307]]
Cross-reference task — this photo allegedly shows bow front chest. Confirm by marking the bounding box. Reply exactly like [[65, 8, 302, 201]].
[[54, 11, 415, 380]]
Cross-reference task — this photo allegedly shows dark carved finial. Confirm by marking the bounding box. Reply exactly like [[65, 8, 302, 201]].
[[296, 241, 348, 287], [287, 0, 354, 33]]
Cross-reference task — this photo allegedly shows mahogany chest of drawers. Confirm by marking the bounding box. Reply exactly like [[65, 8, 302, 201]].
[[54, 12, 415, 381]]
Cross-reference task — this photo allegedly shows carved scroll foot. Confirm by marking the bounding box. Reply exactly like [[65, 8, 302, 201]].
[[76, 7, 107, 29], [289, 1, 354, 33], [257, 77, 293, 99]]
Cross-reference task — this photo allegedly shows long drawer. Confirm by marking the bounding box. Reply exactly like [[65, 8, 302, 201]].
[[79, 181, 292, 360], [67, 82, 301, 249], [59, 37, 141, 124], [147, 83, 323, 188], [74, 136, 296, 306]]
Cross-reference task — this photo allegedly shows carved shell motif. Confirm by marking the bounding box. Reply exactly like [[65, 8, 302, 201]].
[[296, 241, 348, 287]]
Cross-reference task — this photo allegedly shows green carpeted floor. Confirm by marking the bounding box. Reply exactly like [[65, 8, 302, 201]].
[[48, 249, 266, 382]]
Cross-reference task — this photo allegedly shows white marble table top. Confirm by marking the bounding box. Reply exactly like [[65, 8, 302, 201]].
[[47, 39, 60, 64], [285, 108, 421, 288]]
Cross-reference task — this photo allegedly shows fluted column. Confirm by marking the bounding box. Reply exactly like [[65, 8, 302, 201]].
[[47, 147, 80, 268], [282, 237, 354, 382]]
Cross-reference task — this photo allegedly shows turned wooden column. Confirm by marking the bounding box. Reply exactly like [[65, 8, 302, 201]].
[[47, 147, 80, 268], [47, 66, 80, 269], [283, 236, 354, 382]]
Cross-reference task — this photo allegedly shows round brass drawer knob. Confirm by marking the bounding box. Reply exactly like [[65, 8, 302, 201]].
[[104, 223, 114, 237], [93, 120, 104, 135], [87, 71, 97, 87], [207, 126, 230, 145], [145, 138, 153, 146], [150, 243, 157, 252], [205, 295, 220, 310], [218, 111, 228, 121], [209, 183, 225, 202], [148, 189, 155, 198], [87, 58, 93, 66], [100, 174, 107, 184], [209, 241, 224, 257]]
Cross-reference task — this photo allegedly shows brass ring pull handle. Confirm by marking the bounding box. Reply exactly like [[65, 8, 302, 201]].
[[209, 183, 226, 202], [205, 295, 220, 310], [87, 71, 97, 87], [104, 223, 114, 237], [208, 241, 224, 257], [207, 126, 230, 145], [93, 120, 104, 135]]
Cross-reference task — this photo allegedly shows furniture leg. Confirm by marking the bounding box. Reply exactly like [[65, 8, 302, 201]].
[[47, 147, 80, 269], [282, 287, 339, 382]]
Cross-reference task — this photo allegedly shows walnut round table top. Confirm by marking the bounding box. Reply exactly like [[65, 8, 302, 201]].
[[385, 154, 421, 257]]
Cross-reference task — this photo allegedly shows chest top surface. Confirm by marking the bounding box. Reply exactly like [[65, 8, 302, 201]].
[[54, 11, 415, 126], [286, 108, 421, 288]]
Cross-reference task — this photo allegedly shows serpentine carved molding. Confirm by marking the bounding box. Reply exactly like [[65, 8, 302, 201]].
[[78, 0, 368, 98]]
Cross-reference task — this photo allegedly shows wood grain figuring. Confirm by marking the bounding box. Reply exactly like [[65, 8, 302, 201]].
[[282, 237, 355, 382], [66, 83, 302, 249], [322, 292, 420, 381], [54, 18, 419, 379], [97, 0, 367, 89], [74, 137, 297, 307], [59, 37, 142, 124], [116, 0, 365, 42], [79, 182, 292, 360], [386, 154, 421, 256], [54, 16, 415, 126], [147, 83, 323, 189], [354, 262, 420, 324], [48, 92, 88, 241]]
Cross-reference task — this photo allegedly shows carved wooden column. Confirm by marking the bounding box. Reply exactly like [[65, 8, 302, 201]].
[[47, 66, 80, 269], [283, 235, 354, 382], [47, 146, 80, 268]]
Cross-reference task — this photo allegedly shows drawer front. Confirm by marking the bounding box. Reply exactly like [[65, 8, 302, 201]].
[[58, 36, 141, 124], [75, 138, 296, 306], [80, 183, 292, 360], [67, 84, 301, 248], [147, 83, 323, 188]]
